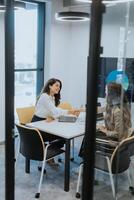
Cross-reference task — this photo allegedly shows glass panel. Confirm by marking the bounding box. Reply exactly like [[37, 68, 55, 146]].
[[15, 71, 36, 120], [14, 3, 38, 70], [95, 1, 134, 200], [0, 7, 5, 200]]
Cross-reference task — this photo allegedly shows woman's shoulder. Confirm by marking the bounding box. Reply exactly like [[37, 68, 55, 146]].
[[40, 93, 49, 98], [112, 106, 121, 114], [39, 93, 49, 101]]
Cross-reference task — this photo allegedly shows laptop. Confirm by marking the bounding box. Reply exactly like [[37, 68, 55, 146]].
[[58, 115, 77, 123]]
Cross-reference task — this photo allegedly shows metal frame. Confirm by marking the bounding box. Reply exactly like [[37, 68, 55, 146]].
[[5, 1, 46, 200], [5, 1, 15, 200], [82, 0, 105, 199], [36, 2, 45, 95]]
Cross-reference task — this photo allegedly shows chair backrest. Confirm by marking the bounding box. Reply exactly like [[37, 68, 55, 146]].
[[16, 124, 45, 161], [111, 135, 134, 174], [16, 106, 35, 124], [95, 135, 134, 174], [58, 102, 72, 110]]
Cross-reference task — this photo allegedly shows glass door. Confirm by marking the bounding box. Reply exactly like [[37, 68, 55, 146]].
[[79, 1, 134, 200], [14, 1, 45, 199], [14, 1, 45, 122], [14, 3, 38, 108]]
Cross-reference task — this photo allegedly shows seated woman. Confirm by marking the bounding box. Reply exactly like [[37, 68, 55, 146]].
[[32, 78, 79, 122], [97, 82, 133, 141], [31, 78, 80, 165], [79, 82, 133, 158]]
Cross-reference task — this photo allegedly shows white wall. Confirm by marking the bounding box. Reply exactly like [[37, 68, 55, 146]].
[[45, 0, 89, 107], [45, 1, 134, 108], [0, 13, 5, 142]]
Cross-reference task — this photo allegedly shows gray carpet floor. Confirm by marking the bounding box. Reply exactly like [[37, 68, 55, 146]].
[[1, 137, 134, 200]]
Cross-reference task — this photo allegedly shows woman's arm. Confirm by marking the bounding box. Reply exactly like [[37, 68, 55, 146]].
[[43, 94, 68, 118], [105, 107, 123, 138], [97, 107, 122, 139]]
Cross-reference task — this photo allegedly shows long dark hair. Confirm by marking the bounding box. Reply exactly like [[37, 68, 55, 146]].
[[37, 78, 62, 106]]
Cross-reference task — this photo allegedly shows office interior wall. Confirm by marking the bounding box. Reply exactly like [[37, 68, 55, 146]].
[[46, 1, 134, 107], [46, 0, 89, 107], [0, 13, 5, 142]]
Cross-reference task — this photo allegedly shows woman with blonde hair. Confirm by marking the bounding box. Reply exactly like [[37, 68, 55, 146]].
[[97, 82, 132, 141], [79, 82, 133, 158]]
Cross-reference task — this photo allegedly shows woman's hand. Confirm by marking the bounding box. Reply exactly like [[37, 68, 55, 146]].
[[97, 125, 107, 134], [46, 116, 55, 122], [68, 109, 80, 117]]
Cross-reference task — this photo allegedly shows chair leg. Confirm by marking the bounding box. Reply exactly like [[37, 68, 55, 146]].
[[35, 160, 46, 198], [35, 146, 48, 199], [76, 163, 83, 198], [106, 157, 116, 199], [15, 137, 20, 168], [25, 158, 30, 173], [127, 169, 134, 195], [127, 169, 132, 187]]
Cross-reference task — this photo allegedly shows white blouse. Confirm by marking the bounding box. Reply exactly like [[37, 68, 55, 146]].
[[34, 93, 68, 119]]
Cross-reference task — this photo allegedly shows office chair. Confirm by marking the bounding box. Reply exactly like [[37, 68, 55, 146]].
[[16, 106, 35, 125], [16, 106, 35, 172], [76, 135, 134, 199], [16, 124, 65, 199]]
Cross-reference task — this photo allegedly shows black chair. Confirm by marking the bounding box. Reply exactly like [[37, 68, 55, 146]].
[[76, 135, 134, 199], [16, 124, 65, 199]]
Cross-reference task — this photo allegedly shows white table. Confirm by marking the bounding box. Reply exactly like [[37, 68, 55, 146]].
[[27, 120, 85, 192], [28, 120, 85, 139]]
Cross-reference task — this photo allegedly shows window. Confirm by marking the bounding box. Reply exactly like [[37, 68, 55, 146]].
[[14, 2, 45, 120]]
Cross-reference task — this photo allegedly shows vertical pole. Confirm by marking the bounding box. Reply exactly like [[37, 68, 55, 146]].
[[82, 0, 105, 199], [5, 0, 15, 200], [37, 3, 45, 95]]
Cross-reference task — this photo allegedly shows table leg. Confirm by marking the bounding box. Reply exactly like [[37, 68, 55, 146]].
[[71, 139, 74, 161], [64, 139, 70, 192], [25, 158, 30, 173]]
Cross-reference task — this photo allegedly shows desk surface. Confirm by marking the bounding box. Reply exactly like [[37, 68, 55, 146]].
[[27, 120, 85, 139]]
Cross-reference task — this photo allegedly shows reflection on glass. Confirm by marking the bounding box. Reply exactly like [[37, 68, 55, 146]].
[[93, 1, 134, 200]]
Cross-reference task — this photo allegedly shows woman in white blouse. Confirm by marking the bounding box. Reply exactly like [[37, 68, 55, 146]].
[[32, 78, 79, 122], [31, 78, 80, 165]]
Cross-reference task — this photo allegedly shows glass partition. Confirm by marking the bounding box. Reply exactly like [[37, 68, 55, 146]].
[[14, 2, 38, 123], [4, 0, 134, 200], [94, 1, 134, 200]]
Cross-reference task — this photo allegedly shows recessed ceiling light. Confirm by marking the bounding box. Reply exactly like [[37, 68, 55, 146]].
[[55, 11, 90, 22]]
